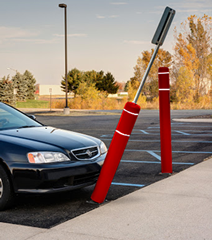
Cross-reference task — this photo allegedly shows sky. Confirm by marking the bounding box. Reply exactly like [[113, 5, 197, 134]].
[[0, 0, 212, 86]]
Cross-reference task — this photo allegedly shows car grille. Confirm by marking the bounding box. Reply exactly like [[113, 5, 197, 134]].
[[73, 172, 100, 185], [71, 146, 100, 160]]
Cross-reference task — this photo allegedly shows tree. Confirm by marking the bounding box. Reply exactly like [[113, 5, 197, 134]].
[[76, 82, 100, 108], [23, 70, 36, 100], [83, 70, 97, 86], [95, 72, 119, 94], [94, 70, 104, 90], [61, 68, 83, 96], [173, 14, 212, 101], [0, 76, 14, 105], [61, 69, 119, 96], [173, 67, 195, 103], [127, 80, 147, 107], [12, 72, 27, 101], [124, 80, 130, 92], [77, 82, 100, 99], [129, 48, 172, 100]]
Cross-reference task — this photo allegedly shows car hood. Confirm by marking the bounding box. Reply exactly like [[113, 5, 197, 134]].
[[0, 126, 100, 150]]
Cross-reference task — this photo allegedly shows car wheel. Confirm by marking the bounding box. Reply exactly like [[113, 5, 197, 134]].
[[0, 165, 14, 210]]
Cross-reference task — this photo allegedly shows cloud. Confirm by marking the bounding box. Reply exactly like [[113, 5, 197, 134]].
[[110, 2, 127, 5], [96, 14, 106, 19], [123, 40, 149, 45], [0, 26, 57, 45], [176, 9, 199, 13], [0, 26, 38, 40], [166, 0, 212, 14], [96, 14, 119, 19], [109, 15, 119, 18], [11, 38, 58, 44]]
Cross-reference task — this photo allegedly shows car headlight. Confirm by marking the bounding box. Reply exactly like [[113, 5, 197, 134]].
[[99, 141, 107, 155], [27, 152, 70, 164]]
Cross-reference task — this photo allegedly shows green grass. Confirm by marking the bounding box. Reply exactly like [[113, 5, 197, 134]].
[[16, 100, 49, 108]]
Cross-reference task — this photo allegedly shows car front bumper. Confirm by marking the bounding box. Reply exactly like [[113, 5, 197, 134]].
[[9, 153, 106, 194]]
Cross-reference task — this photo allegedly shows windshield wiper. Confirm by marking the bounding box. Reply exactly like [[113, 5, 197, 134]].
[[18, 125, 37, 129]]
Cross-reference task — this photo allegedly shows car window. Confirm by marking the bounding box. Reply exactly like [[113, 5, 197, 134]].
[[0, 103, 42, 130]]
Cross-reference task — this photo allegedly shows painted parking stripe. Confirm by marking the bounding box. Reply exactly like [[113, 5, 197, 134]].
[[146, 151, 161, 161], [175, 130, 190, 135], [131, 132, 212, 136], [140, 129, 212, 133], [140, 130, 149, 134], [121, 160, 194, 165], [148, 125, 212, 129], [100, 134, 113, 137], [111, 182, 145, 188], [101, 139, 212, 144], [125, 150, 212, 154], [174, 130, 212, 132], [101, 131, 212, 138]]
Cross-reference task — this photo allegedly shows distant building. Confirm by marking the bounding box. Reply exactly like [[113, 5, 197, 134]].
[[35, 84, 64, 95], [201, 78, 211, 95], [119, 91, 128, 96]]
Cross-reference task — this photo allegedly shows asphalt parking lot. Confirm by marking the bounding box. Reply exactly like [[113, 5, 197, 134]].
[[0, 109, 212, 228]]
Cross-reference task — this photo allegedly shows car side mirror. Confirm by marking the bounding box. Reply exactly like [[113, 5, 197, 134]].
[[28, 115, 36, 120]]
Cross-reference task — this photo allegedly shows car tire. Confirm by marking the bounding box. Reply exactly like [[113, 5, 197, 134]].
[[0, 165, 14, 210]]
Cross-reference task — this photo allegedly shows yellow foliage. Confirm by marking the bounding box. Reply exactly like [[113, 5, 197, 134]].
[[175, 67, 195, 103], [49, 94, 212, 111]]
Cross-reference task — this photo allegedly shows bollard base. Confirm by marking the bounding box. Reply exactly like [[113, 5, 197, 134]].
[[86, 199, 108, 205], [158, 172, 172, 177]]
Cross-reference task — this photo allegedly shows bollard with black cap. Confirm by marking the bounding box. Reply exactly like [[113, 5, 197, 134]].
[[91, 6, 176, 204]]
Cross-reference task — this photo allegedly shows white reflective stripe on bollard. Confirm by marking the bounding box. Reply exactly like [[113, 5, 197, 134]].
[[158, 72, 169, 74], [123, 109, 139, 116], [115, 130, 130, 137]]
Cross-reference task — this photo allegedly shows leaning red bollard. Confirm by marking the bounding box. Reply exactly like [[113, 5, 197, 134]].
[[158, 67, 172, 173], [91, 102, 140, 203]]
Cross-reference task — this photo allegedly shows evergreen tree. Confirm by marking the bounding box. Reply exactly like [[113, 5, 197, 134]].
[[61, 68, 83, 96], [61, 69, 119, 96], [12, 72, 27, 101], [23, 70, 36, 100], [83, 70, 97, 86], [0, 76, 14, 105], [94, 70, 104, 90], [96, 72, 119, 94]]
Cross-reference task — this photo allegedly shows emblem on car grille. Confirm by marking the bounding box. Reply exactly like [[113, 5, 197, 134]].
[[71, 146, 100, 160], [86, 150, 92, 157]]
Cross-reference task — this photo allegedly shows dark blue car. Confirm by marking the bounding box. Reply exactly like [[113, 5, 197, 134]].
[[0, 102, 107, 210]]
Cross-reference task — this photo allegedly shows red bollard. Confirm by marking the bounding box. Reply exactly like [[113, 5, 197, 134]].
[[158, 67, 172, 173], [91, 102, 140, 203]]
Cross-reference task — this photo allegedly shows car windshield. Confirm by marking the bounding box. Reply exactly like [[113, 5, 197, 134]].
[[0, 103, 42, 131]]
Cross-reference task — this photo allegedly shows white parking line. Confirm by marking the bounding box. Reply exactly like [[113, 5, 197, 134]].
[[121, 160, 194, 165], [111, 182, 145, 188], [100, 134, 113, 138], [148, 125, 212, 129], [131, 132, 212, 136], [146, 151, 161, 161], [140, 130, 149, 134], [101, 139, 212, 143], [125, 150, 212, 154], [175, 130, 190, 135], [139, 129, 212, 133]]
